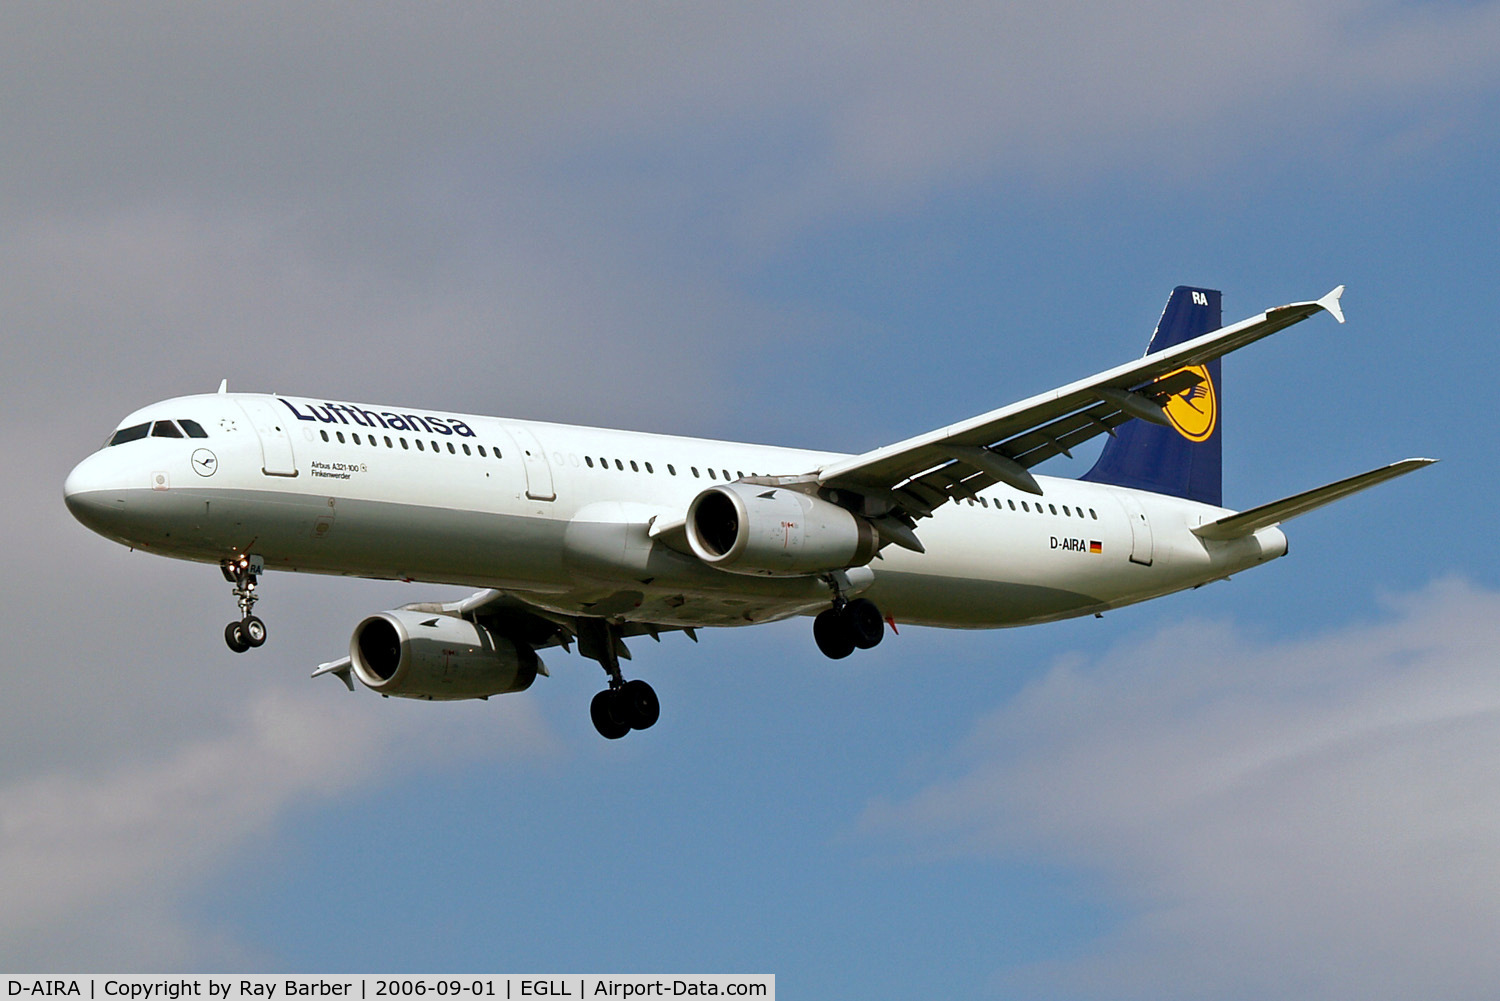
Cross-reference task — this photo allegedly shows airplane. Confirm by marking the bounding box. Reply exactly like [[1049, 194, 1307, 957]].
[[64, 285, 1432, 739]]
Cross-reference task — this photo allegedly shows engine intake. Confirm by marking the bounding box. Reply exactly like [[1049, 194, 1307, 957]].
[[349, 609, 540, 700], [685, 482, 879, 576]]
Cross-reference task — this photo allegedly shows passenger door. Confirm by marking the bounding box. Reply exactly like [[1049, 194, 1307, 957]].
[[1114, 491, 1154, 566], [505, 425, 555, 501], [236, 397, 298, 476]]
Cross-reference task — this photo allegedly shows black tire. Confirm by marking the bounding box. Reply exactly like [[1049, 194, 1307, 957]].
[[242, 615, 267, 648], [846, 598, 884, 650], [813, 607, 855, 660], [619, 679, 661, 730], [224, 620, 250, 653], [590, 689, 631, 740]]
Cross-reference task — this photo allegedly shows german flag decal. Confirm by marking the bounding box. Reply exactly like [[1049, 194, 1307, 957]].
[[1089, 540, 1103, 554]]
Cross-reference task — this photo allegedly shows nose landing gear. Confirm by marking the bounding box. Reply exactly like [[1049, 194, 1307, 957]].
[[221, 555, 268, 653]]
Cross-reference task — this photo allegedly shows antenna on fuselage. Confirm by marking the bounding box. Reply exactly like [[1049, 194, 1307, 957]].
[[217, 379, 228, 394]]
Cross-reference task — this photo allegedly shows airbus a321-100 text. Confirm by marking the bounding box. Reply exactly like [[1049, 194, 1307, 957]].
[[64, 286, 1431, 738]]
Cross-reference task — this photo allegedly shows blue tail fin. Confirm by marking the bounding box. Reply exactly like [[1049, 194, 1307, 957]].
[[1081, 287, 1223, 506]]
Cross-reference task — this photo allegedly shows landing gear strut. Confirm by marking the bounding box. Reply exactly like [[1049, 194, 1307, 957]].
[[221, 555, 267, 653], [578, 619, 659, 739], [813, 576, 884, 660]]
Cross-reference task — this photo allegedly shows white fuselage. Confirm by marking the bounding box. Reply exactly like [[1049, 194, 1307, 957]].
[[64, 392, 1287, 631]]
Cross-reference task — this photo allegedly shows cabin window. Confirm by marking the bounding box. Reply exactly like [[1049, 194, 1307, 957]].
[[645, 462, 654, 473], [1048, 504, 1056, 514], [108, 422, 151, 445], [708, 468, 717, 480], [736, 470, 744, 479], [462, 444, 471, 455], [478, 445, 487, 457], [179, 419, 209, 438], [151, 421, 183, 438], [1089, 508, 1098, 519], [615, 459, 624, 470], [692, 466, 700, 478], [668, 464, 676, 475], [585, 456, 594, 468], [400, 438, 409, 449], [320, 430, 330, 442], [1021, 501, 1029, 512], [1008, 499, 1016, 510], [494, 449, 502, 459], [723, 469, 731, 481], [1061, 505, 1070, 516], [432, 440, 440, 452], [351, 433, 361, 445], [630, 460, 639, 472], [447, 442, 456, 454], [385, 436, 393, 448], [415, 439, 424, 451]]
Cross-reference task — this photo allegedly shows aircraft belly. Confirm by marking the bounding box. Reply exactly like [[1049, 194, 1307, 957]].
[[99, 488, 847, 621], [81, 470, 1286, 633], [867, 572, 1102, 628]]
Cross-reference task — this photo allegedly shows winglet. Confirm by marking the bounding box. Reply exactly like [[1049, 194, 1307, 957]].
[[312, 657, 355, 692], [1317, 285, 1346, 324]]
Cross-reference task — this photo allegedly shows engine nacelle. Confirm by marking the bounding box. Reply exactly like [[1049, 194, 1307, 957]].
[[349, 609, 540, 701], [685, 482, 879, 576]]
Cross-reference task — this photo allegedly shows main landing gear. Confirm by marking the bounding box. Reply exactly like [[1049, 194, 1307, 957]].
[[813, 577, 885, 660], [578, 619, 659, 740], [221, 554, 268, 654]]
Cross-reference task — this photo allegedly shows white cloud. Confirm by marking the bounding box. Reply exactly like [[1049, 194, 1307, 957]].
[[5, 3, 1499, 228], [0, 686, 556, 970], [860, 580, 1500, 1000], [0, 201, 763, 432]]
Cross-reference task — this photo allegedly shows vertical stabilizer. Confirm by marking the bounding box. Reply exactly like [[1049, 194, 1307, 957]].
[[1081, 287, 1223, 506]]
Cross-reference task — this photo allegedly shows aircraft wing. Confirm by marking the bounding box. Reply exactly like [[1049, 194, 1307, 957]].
[[815, 286, 1346, 548], [311, 587, 697, 688], [422, 589, 692, 649]]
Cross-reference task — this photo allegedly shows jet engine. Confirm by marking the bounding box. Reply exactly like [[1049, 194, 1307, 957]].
[[685, 482, 879, 576], [349, 609, 541, 700]]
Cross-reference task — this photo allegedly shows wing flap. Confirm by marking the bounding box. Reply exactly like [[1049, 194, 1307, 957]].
[[1193, 458, 1435, 541]]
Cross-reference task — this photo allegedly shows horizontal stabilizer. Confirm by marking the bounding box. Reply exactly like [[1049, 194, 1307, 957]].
[[1193, 458, 1435, 541]]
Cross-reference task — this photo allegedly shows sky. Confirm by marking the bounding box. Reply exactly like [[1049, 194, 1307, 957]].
[[3, 2, 1499, 996]]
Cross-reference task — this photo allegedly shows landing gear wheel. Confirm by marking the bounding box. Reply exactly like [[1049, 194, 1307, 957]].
[[590, 689, 631, 740], [221, 555, 266, 653], [814, 608, 856, 660], [242, 615, 267, 648], [224, 620, 250, 653], [846, 598, 884, 650], [619, 679, 661, 730]]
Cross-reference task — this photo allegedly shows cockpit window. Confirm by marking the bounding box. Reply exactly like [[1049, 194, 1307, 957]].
[[151, 421, 184, 438], [179, 419, 209, 438], [108, 423, 151, 446]]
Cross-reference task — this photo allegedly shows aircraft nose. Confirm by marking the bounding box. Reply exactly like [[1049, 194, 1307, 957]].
[[64, 451, 128, 533]]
